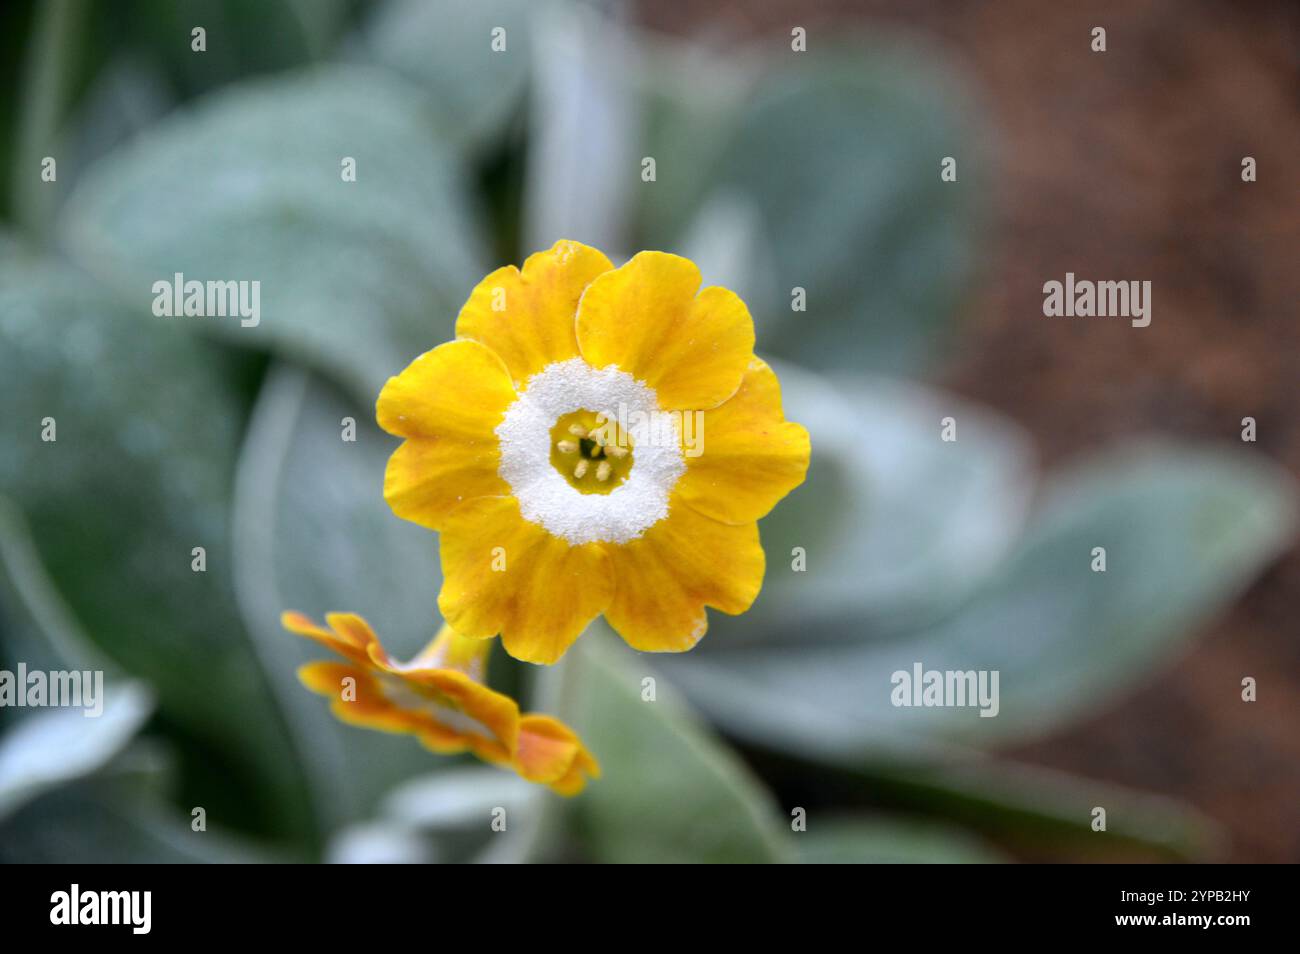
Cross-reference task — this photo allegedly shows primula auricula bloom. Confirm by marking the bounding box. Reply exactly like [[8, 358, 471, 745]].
[[377, 240, 811, 665], [283, 611, 599, 795]]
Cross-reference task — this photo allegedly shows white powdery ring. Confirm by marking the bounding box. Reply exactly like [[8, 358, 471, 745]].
[[495, 357, 684, 545]]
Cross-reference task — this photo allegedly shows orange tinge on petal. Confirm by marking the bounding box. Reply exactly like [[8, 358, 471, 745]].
[[516, 714, 601, 796], [282, 612, 598, 795]]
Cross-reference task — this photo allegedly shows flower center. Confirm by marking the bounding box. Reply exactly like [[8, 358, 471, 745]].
[[495, 357, 685, 545], [548, 409, 634, 495]]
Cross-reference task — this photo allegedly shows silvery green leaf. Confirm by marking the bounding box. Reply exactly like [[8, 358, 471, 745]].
[[560, 629, 791, 863], [354, 0, 534, 151], [381, 767, 538, 829], [57, 58, 175, 210], [631, 32, 756, 258], [62, 67, 486, 404], [232, 364, 445, 832], [326, 821, 438, 865], [523, 2, 638, 252], [677, 189, 774, 312], [667, 443, 1296, 753], [695, 364, 1034, 649], [797, 816, 1006, 864], [0, 682, 152, 822], [803, 755, 1219, 861], [0, 778, 275, 863], [102, 0, 349, 91], [0, 243, 313, 843], [638, 36, 985, 374], [0, 497, 110, 676], [376, 767, 544, 863]]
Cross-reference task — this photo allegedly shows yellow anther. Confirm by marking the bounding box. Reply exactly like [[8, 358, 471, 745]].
[[549, 409, 633, 495]]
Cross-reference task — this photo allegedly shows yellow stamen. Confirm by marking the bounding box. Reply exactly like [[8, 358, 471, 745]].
[[548, 409, 635, 495]]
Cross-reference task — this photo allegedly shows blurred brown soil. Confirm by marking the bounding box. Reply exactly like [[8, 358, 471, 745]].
[[640, 0, 1300, 862]]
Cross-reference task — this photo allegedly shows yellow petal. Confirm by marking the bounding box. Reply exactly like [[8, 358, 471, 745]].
[[296, 660, 361, 697], [515, 717, 577, 783], [282, 611, 376, 666], [676, 357, 811, 524], [376, 337, 516, 440], [604, 501, 764, 652], [376, 338, 515, 529], [517, 714, 601, 796], [418, 729, 513, 766], [417, 724, 484, 756], [297, 662, 421, 735], [281, 610, 338, 646], [405, 668, 521, 754], [437, 496, 613, 664], [324, 612, 380, 652], [383, 433, 509, 532], [456, 240, 614, 388], [575, 251, 755, 410], [292, 615, 530, 770]]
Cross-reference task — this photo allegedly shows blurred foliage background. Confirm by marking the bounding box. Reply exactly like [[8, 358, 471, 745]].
[[1, 0, 1296, 863]]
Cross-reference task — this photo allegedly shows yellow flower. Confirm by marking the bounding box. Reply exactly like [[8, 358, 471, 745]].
[[282, 611, 599, 795], [378, 240, 810, 665]]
